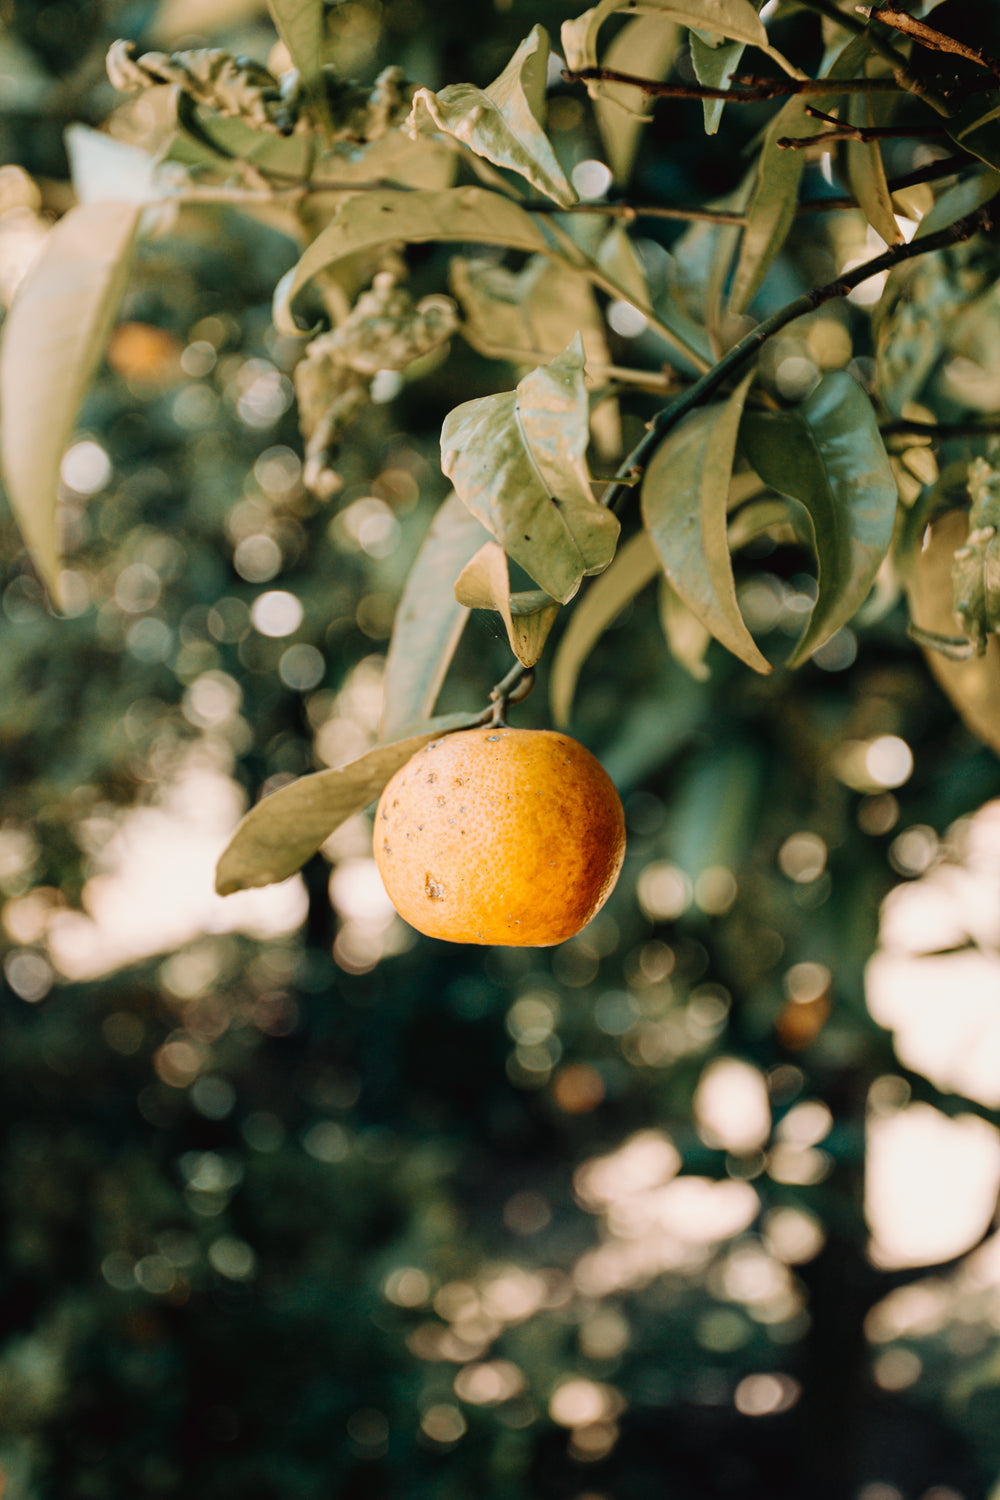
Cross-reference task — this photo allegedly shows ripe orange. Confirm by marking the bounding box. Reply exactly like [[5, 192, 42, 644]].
[[373, 726, 626, 946]]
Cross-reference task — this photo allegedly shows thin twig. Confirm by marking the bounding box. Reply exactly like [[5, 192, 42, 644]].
[[460, 331, 675, 390], [795, 0, 953, 115], [562, 65, 905, 102], [599, 200, 997, 515], [867, 7, 1000, 79], [779, 119, 949, 150]]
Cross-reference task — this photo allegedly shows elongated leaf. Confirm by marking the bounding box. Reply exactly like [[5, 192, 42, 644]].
[[408, 26, 575, 207], [381, 493, 488, 740], [274, 187, 549, 333], [550, 529, 661, 725], [441, 335, 619, 604], [730, 94, 829, 312], [690, 30, 747, 136], [827, 33, 900, 246], [216, 712, 483, 894], [563, 0, 766, 78], [0, 200, 141, 603], [659, 576, 712, 680], [948, 91, 1000, 173], [902, 508, 1000, 757], [596, 14, 680, 183], [454, 541, 559, 667], [267, 0, 325, 85], [740, 371, 897, 666], [916, 168, 1000, 239], [642, 372, 771, 673]]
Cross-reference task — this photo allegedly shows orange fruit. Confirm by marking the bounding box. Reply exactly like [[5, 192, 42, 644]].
[[373, 725, 626, 946]]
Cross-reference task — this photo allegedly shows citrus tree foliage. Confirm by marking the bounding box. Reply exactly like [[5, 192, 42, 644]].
[[7, 2, 1000, 1496], [9, 0, 1000, 894]]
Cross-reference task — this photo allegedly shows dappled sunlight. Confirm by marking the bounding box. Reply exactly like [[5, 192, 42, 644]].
[[45, 744, 307, 981], [866, 1103, 1000, 1270]]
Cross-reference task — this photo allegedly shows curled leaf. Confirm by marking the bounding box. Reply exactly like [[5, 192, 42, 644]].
[[408, 26, 576, 207], [216, 713, 483, 894], [740, 372, 897, 666], [274, 187, 549, 334], [441, 334, 619, 604], [454, 541, 559, 667]]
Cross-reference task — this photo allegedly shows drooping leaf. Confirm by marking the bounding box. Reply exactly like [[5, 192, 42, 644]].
[[216, 713, 484, 894], [408, 26, 576, 207], [596, 225, 650, 309], [550, 529, 661, 726], [729, 94, 829, 313], [596, 14, 681, 183], [441, 335, 620, 605], [827, 32, 900, 247], [690, 30, 748, 136], [641, 372, 771, 673], [454, 541, 560, 667], [380, 493, 489, 740], [658, 576, 713, 680], [740, 371, 897, 666], [948, 91, 1000, 173], [267, 0, 325, 86], [902, 508, 1000, 757], [0, 200, 142, 604], [274, 187, 549, 334]]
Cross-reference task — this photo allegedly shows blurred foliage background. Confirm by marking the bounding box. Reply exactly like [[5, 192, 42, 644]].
[[3, 1, 1000, 1498]]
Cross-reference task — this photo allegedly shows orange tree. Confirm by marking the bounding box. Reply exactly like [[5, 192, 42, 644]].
[[4, 0, 1000, 1496]]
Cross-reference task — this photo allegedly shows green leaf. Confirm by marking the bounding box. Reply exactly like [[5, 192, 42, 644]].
[[380, 493, 489, 740], [596, 14, 681, 183], [730, 94, 829, 313], [170, 91, 317, 180], [0, 200, 142, 604], [274, 187, 550, 334], [658, 576, 713, 680], [916, 168, 1000, 239], [827, 32, 900, 247], [441, 335, 620, 605], [563, 0, 766, 76], [740, 371, 897, 666], [641, 372, 770, 673], [267, 0, 325, 86], [948, 90, 1000, 173], [596, 225, 649, 308], [408, 26, 576, 207], [451, 253, 611, 372], [215, 713, 483, 894], [902, 508, 1000, 757], [690, 31, 747, 136], [454, 541, 560, 667], [550, 529, 661, 726]]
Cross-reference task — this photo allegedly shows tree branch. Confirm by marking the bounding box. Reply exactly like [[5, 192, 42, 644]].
[[867, 6, 1000, 79], [600, 200, 997, 515], [779, 117, 950, 150], [562, 65, 904, 103]]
